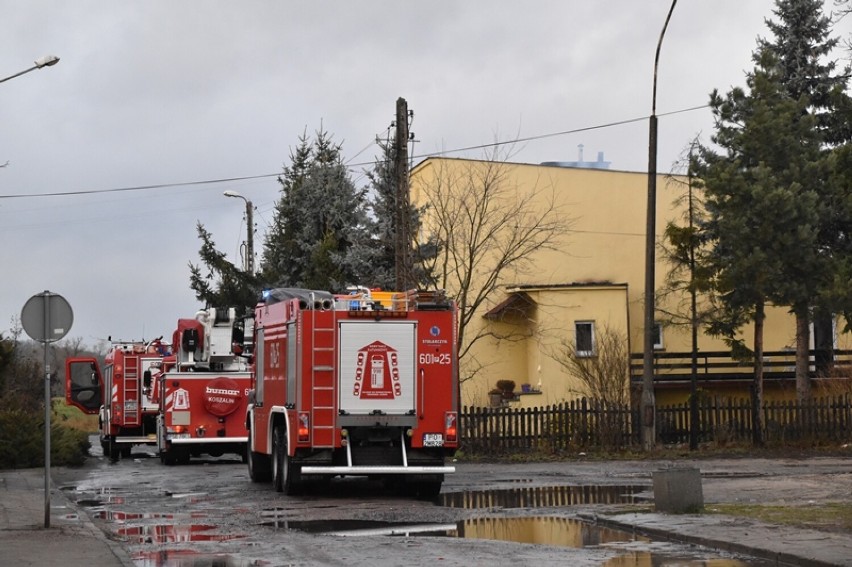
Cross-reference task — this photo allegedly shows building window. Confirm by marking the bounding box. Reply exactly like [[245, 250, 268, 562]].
[[575, 321, 595, 357], [653, 322, 664, 350]]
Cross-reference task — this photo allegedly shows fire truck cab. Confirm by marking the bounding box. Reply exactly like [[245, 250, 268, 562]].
[[246, 287, 459, 498]]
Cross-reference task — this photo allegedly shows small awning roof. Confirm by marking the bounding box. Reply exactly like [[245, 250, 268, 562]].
[[484, 292, 535, 320]]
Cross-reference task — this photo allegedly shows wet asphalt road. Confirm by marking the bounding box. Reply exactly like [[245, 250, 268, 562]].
[[51, 440, 791, 566]]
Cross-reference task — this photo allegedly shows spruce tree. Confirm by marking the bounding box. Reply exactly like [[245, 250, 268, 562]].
[[757, 0, 852, 400], [260, 128, 378, 291], [188, 222, 259, 316], [365, 138, 435, 291], [696, 47, 821, 445]]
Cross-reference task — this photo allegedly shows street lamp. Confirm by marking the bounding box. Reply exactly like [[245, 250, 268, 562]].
[[0, 55, 60, 84], [642, 0, 678, 451], [224, 190, 254, 274]]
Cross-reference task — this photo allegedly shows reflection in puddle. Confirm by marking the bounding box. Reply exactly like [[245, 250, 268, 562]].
[[133, 549, 270, 567], [93, 510, 209, 523], [439, 484, 645, 509], [277, 516, 768, 565], [276, 516, 641, 546], [261, 518, 454, 534], [458, 516, 646, 547], [116, 523, 246, 544], [602, 552, 761, 566]]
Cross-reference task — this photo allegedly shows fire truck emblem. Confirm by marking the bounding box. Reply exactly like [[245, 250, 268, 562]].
[[202, 377, 243, 417], [353, 341, 400, 399], [170, 387, 190, 410]]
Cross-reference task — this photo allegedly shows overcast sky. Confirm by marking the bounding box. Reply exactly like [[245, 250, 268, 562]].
[[1, 1, 848, 347]]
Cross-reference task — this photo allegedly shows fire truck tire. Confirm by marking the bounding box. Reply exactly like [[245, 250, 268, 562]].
[[272, 426, 285, 492], [161, 448, 176, 466], [247, 429, 272, 482], [272, 426, 301, 495], [107, 438, 120, 463], [414, 479, 443, 501], [177, 447, 191, 465]]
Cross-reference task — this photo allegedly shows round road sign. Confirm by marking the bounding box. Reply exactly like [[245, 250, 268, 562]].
[[21, 291, 73, 343]]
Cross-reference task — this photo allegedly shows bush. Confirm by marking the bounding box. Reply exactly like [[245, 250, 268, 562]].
[[0, 405, 91, 469]]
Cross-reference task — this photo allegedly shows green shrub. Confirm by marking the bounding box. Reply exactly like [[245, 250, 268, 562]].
[[0, 406, 91, 469]]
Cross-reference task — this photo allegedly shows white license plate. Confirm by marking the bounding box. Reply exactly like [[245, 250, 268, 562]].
[[423, 433, 444, 447], [168, 433, 191, 440]]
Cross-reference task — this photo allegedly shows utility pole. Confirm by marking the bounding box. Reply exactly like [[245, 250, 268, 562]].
[[394, 97, 412, 291], [642, 0, 678, 451], [246, 201, 255, 275]]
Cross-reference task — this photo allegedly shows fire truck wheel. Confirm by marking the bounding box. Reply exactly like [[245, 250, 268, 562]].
[[247, 429, 272, 483], [161, 447, 176, 466], [107, 439, 120, 463], [273, 426, 302, 495], [177, 447, 191, 465], [417, 480, 441, 502], [272, 426, 285, 492]]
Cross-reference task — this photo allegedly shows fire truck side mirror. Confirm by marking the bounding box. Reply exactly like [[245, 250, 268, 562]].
[[143, 370, 152, 389]]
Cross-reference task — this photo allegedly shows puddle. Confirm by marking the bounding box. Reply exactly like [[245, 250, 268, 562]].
[[133, 549, 270, 567], [275, 516, 771, 565], [600, 550, 762, 566], [94, 510, 174, 522], [116, 523, 246, 544], [439, 484, 646, 509], [260, 518, 454, 534]]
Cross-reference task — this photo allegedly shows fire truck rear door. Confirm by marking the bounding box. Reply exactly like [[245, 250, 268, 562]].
[[337, 321, 416, 416]]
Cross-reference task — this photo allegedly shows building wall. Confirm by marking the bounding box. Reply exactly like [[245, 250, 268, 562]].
[[410, 157, 848, 408]]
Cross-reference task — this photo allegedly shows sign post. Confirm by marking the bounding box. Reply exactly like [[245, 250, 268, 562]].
[[21, 291, 73, 529]]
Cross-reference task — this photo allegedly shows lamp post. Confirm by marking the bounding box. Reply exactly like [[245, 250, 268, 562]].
[[642, 0, 677, 451], [0, 55, 60, 84], [224, 190, 254, 274]]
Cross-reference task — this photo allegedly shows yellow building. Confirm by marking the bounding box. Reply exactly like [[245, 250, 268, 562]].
[[410, 156, 851, 408]]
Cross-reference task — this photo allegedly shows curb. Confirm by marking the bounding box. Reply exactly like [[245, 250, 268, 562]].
[[53, 474, 136, 567]]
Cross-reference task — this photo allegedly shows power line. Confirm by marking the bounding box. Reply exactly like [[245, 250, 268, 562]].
[[0, 173, 281, 200], [0, 104, 708, 201]]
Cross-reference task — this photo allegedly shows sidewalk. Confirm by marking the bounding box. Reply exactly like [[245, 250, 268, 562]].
[[0, 467, 132, 567], [590, 511, 852, 567]]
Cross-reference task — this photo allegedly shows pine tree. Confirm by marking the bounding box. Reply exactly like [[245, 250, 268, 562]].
[[696, 46, 821, 445], [188, 222, 259, 316], [365, 138, 435, 290], [757, 0, 852, 400], [260, 127, 378, 291]]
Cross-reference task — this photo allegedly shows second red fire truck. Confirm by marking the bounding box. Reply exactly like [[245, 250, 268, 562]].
[[155, 307, 252, 465], [246, 287, 459, 498]]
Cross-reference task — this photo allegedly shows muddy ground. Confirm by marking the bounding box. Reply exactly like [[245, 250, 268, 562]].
[[52, 442, 852, 566]]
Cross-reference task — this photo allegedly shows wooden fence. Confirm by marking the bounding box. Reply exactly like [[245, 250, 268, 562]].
[[459, 396, 852, 454]]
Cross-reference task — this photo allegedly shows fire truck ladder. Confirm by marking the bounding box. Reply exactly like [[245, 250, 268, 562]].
[[123, 356, 140, 425], [310, 297, 337, 448]]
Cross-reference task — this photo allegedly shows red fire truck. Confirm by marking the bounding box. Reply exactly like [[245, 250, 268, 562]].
[[156, 307, 252, 465], [246, 287, 459, 498], [65, 338, 168, 461]]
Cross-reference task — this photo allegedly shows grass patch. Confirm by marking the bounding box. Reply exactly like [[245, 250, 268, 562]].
[[707, 502, 852, 533], [52, 398, 99, 433]]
